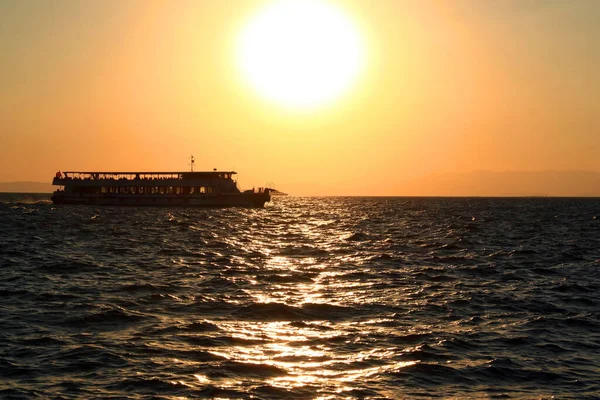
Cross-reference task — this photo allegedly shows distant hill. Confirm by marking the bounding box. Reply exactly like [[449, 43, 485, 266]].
[[0, 181, 54, 193], [401, 170, 600, 197]]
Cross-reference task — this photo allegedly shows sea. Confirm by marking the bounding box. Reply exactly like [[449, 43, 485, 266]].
[[1, 194, 599, 399]]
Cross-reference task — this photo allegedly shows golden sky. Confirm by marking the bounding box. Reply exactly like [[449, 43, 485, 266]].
[[1, 0, 598, 195]]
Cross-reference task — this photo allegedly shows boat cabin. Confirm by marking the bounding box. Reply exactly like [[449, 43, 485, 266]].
[[53, 171, 240, 196]]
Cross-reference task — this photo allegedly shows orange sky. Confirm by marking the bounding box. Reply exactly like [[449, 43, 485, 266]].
[[1, 0, 598, 195]]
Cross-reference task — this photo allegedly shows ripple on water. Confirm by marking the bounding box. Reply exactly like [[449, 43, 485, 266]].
[[0, 196, 599, 398]]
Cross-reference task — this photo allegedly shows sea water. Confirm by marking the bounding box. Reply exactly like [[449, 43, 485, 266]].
[[1, 195, 599, 398]]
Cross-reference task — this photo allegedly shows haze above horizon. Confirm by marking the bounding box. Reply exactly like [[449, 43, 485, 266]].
[[1, 0, 599, 196]]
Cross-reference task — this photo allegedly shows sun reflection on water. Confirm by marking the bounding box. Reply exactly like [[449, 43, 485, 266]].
[[181, 250, 419, 395], [197, 317, 419, 394], [166, 210, 442, 397]]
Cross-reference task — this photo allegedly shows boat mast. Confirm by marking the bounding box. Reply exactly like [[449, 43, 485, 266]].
[[190, 155, 195, 172]]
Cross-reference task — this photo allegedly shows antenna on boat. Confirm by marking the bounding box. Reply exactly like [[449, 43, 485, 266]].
[[190, 155, 195, 172]]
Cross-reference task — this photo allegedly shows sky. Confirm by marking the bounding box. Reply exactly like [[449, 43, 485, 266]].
[[1, 0, 599, 195]]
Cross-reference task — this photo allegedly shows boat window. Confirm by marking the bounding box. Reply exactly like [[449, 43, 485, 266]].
[[200, 186, 206, 193], [207, 187, 212, 193], [189, 187, 195, 194]]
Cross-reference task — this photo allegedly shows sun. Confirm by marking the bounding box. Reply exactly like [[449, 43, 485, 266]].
[[236, 0, 366, 111]]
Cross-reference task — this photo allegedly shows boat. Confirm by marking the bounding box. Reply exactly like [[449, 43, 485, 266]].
[[51, 160, 271, 207]]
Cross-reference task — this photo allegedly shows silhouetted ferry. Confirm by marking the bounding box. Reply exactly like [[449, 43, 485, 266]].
[[51, 168, 271, 207]]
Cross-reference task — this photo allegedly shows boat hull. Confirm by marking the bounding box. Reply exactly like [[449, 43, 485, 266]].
[[51, 192, 270, 208]]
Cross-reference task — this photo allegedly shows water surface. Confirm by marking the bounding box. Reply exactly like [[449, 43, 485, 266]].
[[1, 195, 599, 398]]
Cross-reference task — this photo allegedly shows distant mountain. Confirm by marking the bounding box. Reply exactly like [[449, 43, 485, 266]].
[[401, 170, 600, 197], [0, 181, 54, 193]]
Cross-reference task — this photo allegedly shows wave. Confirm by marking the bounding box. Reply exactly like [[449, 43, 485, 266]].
[[395, 345, 454, 363], [231, 302, 356, 321], [461, 358, 572, 385], [209, 361, 287, 378], [389, 362, 465, 385], [40, 259, 102, 273], [19, 336, 67, 346], [0, 359, 39, 379], [181, 335, 267, 347], [109, 377, 190, 395], [50, 345, 130, 372], [64, 307, 149, 330], [262, 273, 316, 283]]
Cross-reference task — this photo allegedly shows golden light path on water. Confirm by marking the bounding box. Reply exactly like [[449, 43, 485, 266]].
[[143, 202, 459, 400], [143, 202, 514, 398], [155, 211, 434, 398], [173, 225, 424, 398], [191, 263, 419, 396]]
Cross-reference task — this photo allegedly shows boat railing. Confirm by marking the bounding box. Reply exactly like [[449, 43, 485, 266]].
[[59, 172, 184, 181]]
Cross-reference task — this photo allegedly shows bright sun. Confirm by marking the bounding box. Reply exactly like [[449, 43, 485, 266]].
[[236, 0, 365, 111]]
